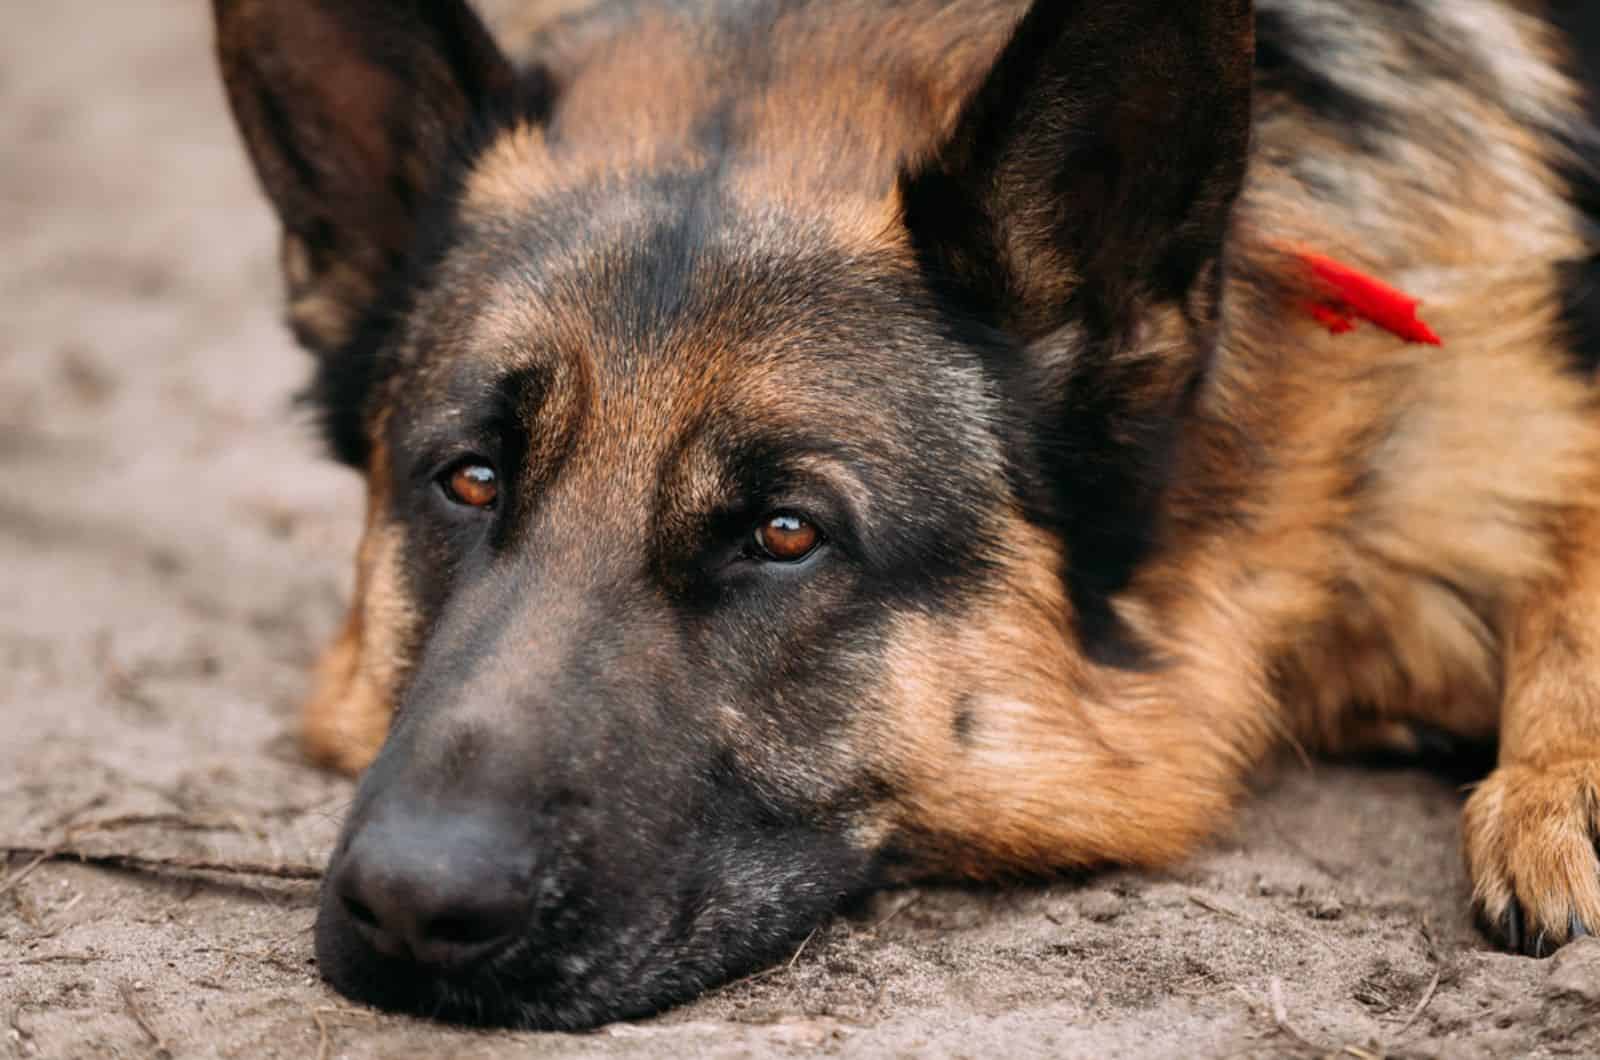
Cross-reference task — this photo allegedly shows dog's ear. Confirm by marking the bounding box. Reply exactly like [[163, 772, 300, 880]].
[[902, 0, 1254, 342], [903, 1, 1254, 665], [213, 0, 524, 356]]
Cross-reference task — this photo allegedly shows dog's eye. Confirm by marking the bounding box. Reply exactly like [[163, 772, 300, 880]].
[[753, 512, 821, 562], [440, 461, 498, 509]]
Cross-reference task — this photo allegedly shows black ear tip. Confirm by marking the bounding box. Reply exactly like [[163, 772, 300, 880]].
[[901, 0, 1254, 336]]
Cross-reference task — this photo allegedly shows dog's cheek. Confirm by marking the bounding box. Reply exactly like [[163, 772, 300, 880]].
[[302, 452, 422, 775]]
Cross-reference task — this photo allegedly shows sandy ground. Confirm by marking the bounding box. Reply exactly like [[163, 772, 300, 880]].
[[4, 2, 1600, 1057]]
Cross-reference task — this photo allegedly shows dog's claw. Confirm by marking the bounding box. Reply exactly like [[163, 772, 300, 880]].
[[1484, 902, 1597, 956], [1466, 762, 1600, 959], [1503, 903, 1524, 954]]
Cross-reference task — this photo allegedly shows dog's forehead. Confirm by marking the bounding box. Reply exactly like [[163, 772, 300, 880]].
[[414, 162, 967, 413], [473, 0, 1015, 211]]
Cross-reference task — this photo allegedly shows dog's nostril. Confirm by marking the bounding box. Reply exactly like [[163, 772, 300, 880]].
[[343, 895, 379, 929], [427, 912, 508, 947], [330, 811, 538, 970]]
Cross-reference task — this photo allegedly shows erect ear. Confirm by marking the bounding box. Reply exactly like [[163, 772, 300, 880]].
[[213, 0, 524, 357], [903, 2, 1254, 666], [902, 0, 1254, 341]]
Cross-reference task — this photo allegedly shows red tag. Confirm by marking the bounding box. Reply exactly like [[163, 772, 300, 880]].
[[1294, 250, 1442, 346]]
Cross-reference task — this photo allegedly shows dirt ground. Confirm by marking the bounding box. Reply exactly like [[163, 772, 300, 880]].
[[4, 2, 1600, 1057]]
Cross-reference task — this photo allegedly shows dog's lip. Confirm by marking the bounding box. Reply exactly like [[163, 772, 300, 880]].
[[322, 898, 644, 1024], [346, 911, 522, 972]]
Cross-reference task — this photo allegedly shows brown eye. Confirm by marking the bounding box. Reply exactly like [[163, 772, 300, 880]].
[[442, 462, 498, 509], [754, 512, 821, 562]]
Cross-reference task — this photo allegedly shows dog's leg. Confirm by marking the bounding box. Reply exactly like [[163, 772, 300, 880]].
[[1465, 511, 1600, 955]]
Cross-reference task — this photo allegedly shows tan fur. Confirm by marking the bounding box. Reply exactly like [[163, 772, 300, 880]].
[[1465, 502, 1600, 945], [302, 443, 416, 773], [877, 519, 1272, 875], [468, 0, 1019, 234]]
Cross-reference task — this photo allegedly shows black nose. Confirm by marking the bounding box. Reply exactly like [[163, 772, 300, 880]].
[[330, 809, 532, 970]]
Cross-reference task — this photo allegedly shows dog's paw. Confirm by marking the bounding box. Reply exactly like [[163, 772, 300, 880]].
[[1464, 760, 1600, 957]]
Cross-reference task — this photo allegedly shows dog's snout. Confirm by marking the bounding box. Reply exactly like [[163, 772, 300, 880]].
[[330, 810, 533, 970]]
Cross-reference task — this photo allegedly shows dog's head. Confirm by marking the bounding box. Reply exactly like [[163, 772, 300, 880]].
[[215, 0, 1254, 1028]]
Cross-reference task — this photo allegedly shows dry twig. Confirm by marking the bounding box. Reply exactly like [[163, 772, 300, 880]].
[[1394, 966, 1443, 1037], [786, 927, 819, 971], [706, 926, 823, 997], [2, 952, 101, 967], [118, 982, 172, 1059], [871, 893, 923, 931], [1188, 893, 1245, 920], [1268, 977, 1328, 1055], [1, 844, 320, 882], [312, 1006, 376, 1060], [0, 851, 53, 899], [65, 813, 256, 839]]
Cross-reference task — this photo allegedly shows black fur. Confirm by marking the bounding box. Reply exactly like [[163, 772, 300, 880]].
[[901, 0, 1252, 338], [1253, 7, 1389, 149], [1545, 3, 1600, 377], [307, 82, 554, 468], [215, 0, 554, 466], [951, 694, 978, 744]]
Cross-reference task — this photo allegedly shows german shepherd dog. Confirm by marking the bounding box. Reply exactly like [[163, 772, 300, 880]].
[[214, 0, 1600, 1029]]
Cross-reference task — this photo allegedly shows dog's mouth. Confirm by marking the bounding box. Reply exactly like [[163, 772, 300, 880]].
[[313, 879, 688, 1030], [311, 815, 876, 1028], [329, 954, 597, 1030], [328, 949, 579, 1029]]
